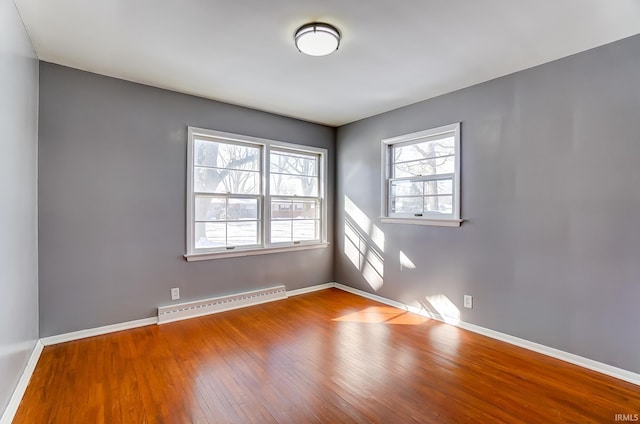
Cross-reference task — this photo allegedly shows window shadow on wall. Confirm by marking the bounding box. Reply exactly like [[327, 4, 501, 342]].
[[343, 196, 385, 291]]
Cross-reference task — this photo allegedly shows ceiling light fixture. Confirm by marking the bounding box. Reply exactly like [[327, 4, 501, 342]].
[[294, 22, 341, 56]]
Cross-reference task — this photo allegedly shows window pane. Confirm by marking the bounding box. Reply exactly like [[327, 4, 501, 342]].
[[271, 220, 292, 243], [194, 139, 259, 170], [425, 179, 453, 195], [270, 174, 318, 196], [293, 220, 319, 241], [194, 167, 259, 194], [292, 201, 319, 219], [393, 155, 454, 178], [227, 198, 258, 220], [227, 222, 258, 246], [270, 151, 317, 176], [425, 196, 453, 214], [195, 222, 226, 249], [195, 196, 226, 221], [271, 200, 293, 219], [391, 180, 423, 196], [393, 136, 454, 163], [391, 196, 423, 214]]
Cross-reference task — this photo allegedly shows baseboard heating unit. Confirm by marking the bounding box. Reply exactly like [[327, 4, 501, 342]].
[[157, 285, 287, 324]]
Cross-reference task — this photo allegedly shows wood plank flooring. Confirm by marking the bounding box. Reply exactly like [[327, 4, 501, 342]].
[[14, 288, 640, 423]]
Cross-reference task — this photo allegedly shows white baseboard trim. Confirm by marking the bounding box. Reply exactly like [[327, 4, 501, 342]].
[[332, 283, 640, 387], [287, 282, 335, 297], [40, 317, 158, 346], [0, 340, 44, 424], [455, 320, 640, 387], [334, 283, 415, 311]]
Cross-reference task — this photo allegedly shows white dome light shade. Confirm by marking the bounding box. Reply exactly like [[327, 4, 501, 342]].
[[294, 23, 341, 56]]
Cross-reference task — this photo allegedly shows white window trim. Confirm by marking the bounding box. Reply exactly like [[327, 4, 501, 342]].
[[380, 122, 462, 227], [185, 127, 328, 260], [185, 243, 330, 262]]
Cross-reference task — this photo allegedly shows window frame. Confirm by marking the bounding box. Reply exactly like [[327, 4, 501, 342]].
[[380, 123, 462, 227], [186, 127, 328, 261], [192, 137, 263, 250], [268, 146, 322, 246]]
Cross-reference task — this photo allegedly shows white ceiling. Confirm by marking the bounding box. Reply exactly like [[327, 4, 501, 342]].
[[14, 0, 640, 126]]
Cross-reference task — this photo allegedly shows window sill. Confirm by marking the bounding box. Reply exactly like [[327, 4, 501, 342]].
[[380, 217, 463, 227], [184, 242, 329, 262]]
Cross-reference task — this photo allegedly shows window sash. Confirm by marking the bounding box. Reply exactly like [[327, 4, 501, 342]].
[[270, 149, 319, 177], [388, 176, 455, 218], [193, 138, 260, 168], [193, 137, 263, 196], [193, 193, 262, 250], [268, 196, 321, 244], [269, 148, 320, 197], [391, 141, 456, 179]]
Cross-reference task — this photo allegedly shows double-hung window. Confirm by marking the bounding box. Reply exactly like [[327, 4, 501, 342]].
[[186, 127, 327, 261], [269, 149, 321, 244], [192, 138, 262, 250], [381, 123, 462, 227]]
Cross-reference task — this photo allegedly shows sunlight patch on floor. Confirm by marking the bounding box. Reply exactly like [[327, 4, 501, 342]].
[[333, 306, 428, 325]]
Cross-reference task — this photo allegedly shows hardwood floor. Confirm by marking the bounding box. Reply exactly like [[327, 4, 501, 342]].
[[14, 288, 640, 423]]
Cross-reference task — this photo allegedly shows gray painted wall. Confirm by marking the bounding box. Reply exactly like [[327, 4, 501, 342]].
[[0, 0, 39, 417], [38, 63, 335, 337], [335, 34, 640, 373]]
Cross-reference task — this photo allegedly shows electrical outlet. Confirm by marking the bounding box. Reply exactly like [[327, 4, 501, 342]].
[[463, 295, 473, 309], [171, 287, 180, 301]]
